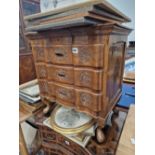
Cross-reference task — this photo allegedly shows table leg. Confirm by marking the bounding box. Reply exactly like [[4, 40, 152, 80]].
[[19, 124, 29, 155]]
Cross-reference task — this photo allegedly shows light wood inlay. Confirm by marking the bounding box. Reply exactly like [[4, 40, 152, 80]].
[[116, 105, 135, 155]]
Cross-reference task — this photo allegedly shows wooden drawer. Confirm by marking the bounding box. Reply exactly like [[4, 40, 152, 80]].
[[54, 83, 75, 106], [74, 147, 89, 155], [35, 63, 47, 79], [45, 45, 73, 65], [57, 135, 89, 155], [41, 131, 57, 142], [72, 45, 104, 68], [47, 81, 102, 111], [45, 45, 104, 68], [40, 127, 57, 143], [75, 89, 102, 112], [32, 46, 45, 62], [47, 65, 74, 85], [47, 65, 102, 91], [74, 68, 103, 91], [40, 126, 89, 155]]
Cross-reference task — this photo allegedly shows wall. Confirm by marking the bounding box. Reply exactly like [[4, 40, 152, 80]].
[[108, 0, 135, 41]]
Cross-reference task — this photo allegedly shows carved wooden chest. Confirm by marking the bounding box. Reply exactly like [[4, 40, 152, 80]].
[[29, 24, 130, 123], [27, 24, 131, 143]]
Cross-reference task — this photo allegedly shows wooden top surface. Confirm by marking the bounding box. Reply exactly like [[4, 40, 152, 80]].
[[116, 105, 135, 155], [24, 0, 130, 22]]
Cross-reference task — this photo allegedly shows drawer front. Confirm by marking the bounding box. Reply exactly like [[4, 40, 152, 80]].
[[42, 131, 57, 142], [75, 89, 102, 112], [41, 127, 57, 143], [35, 63, 47, 79], [74, 68, 103, 91], [57, 136, 88, 155], [46, 46, 73, 65], [43, 148, 58, 155], [55, 83, 75, 106], [75, 148, 89, 155], [47, 65, 74, 84], [72, 45, 104, 67], [32, 46, 45, 62]]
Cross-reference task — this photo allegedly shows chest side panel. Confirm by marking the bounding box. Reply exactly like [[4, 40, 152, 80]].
[[105, 34, 127, 114]]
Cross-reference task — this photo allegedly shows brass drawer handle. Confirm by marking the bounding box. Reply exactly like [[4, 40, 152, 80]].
[[55, 52, 64, 57], [57, 72, 66, 78], [59, 91, 68, 97], [55, 48, 66, 58]]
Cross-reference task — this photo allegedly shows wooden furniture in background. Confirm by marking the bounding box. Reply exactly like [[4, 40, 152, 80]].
[[19, 124, 29, 155], [19, 100, 44, 155], [19, 53, 36, 84], [19, 80, 45, 155], [19, 100, 34, 155], [32, 107, 127, 155], [40, 126, 90, 155], [34, 109, 91, 155], [116, 105, 135, 155], [19, 0, 40, 84], [87, 110, 127, 155], [19, 101, 128, 155], [125, 41, 135, 60]]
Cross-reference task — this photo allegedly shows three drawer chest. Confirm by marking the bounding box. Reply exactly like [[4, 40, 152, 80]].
[[28, 24, 130, 141]]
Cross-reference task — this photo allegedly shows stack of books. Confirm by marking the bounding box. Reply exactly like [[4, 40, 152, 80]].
[[19, 80, 41, 104]]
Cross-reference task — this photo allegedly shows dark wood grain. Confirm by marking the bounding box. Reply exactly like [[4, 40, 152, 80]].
[[19, 53, 36, 84], [19, 0, 40, 84]]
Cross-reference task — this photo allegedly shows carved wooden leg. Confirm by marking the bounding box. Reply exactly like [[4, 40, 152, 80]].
[[43, 104, 50, 114], [96, 127, 106, 143], [109, 112, 119, 142], [113, 109, 119, 116], [41, 97, 51, 115]]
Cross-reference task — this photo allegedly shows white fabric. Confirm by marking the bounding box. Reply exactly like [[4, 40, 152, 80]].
[[40, 0, 91, 12], [21, 122, 37, 148]]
